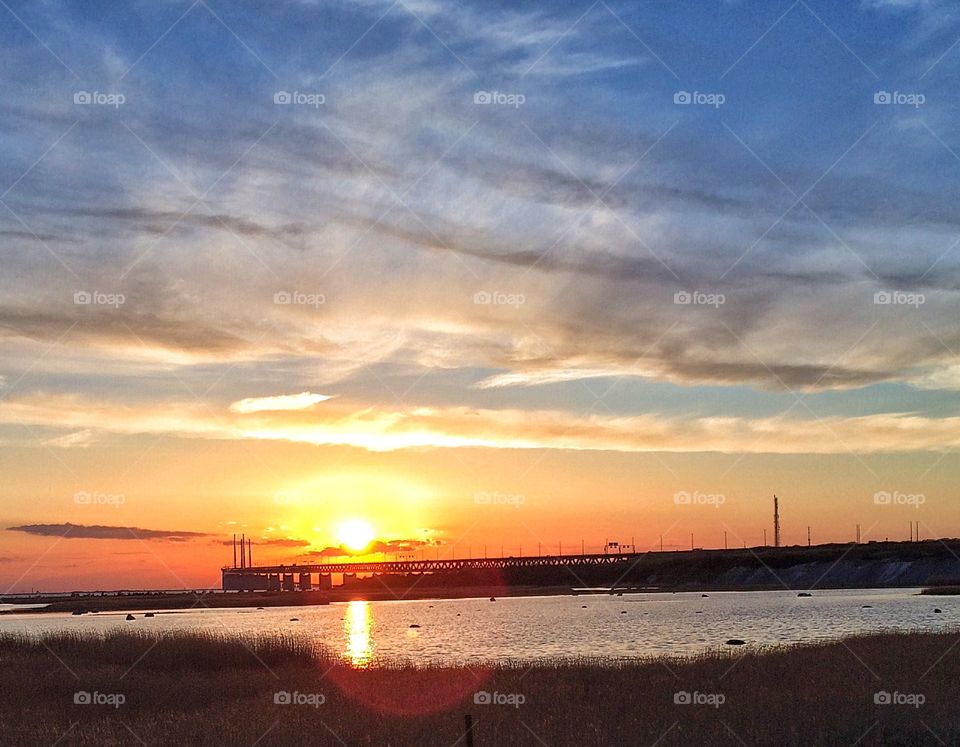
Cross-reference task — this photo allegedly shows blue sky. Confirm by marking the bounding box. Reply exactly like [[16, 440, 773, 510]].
[[2, 0, 960, 587]]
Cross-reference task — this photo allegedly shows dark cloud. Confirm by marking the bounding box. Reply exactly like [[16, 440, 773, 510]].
[[218, 537, 310, 547], [7, 523, 210, 541], [303, 537, 440, 559]]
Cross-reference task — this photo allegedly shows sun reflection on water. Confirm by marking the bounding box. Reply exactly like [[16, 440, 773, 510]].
[[344, 600, 373, 668]]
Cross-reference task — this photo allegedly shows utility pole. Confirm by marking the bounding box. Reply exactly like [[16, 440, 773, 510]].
[[773, 495, 781, 548], [660, 535, 663, 552], [807, 526, 811, 547], [724, 531, 727, 550], [856, 524, 861, 544], [763, 529, 767, 546], [690, 533, 694, 551]]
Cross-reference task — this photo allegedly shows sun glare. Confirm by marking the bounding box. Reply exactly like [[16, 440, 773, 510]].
[[337, 518, 375, 552]]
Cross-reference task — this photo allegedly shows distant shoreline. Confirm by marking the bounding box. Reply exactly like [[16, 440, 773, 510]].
[[1, 581, 949, 615]]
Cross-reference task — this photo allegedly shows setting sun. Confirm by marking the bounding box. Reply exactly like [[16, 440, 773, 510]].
[[337, 519, 376, 552]]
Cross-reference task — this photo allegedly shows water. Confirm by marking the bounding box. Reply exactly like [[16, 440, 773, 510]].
[[1, 588, 956, 666]]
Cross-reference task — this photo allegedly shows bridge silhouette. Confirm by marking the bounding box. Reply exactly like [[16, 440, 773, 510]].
[[221, 550, 649, 591]]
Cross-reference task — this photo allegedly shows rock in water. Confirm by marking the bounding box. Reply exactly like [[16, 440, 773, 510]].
[[409, 624, 421, 628], [726, 639, 746, 646], [125, 614, 135, 621], [934, 609, 942, 614]]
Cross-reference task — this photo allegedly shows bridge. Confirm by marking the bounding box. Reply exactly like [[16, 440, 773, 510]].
[[221, 551, 648, 591]]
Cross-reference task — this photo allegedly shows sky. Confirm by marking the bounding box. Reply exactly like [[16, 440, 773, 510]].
[[1, 0, 959, 591]]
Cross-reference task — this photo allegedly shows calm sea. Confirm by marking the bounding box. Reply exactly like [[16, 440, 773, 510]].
[[1, 588, 956, 666]]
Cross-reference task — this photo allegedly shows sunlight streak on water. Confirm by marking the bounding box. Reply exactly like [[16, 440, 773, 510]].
[[345, 600, 373, 668]]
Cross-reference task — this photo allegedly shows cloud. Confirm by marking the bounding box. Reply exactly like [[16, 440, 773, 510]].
[[229, 392, 333, 414], [3, 392, 960, 455], [6, 523, 211, 541], [304, 537, 439, 558], [218, 537, 310, 547]]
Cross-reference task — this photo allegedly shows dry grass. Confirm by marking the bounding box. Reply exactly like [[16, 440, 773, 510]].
[[1, 629, 958, 745]]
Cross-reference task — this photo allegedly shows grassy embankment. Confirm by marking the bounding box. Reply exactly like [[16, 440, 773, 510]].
[[1, 630, 959, 745]]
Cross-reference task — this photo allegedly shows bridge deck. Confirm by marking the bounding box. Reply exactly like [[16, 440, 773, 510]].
[[222, 552, 648, 575]]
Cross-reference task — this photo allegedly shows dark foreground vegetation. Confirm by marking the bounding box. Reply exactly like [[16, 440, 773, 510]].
[[1, 630, 959, 746]]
